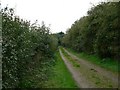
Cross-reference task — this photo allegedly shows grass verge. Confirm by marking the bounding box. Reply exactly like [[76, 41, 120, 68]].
[[43, 49, 78, 88], [65, 47, 119, 73]]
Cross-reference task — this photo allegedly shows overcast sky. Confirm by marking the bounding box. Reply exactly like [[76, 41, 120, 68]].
[[2, 0, 105, 33]]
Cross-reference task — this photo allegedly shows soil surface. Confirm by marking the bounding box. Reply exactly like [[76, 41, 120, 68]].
[[59, 48, 119, 88]]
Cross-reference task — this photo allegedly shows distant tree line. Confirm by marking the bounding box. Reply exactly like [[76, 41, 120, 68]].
[[62, 2, 120, 60]]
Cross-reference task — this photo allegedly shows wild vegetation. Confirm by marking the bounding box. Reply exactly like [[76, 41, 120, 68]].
[[2, 7, 58, 88], [62, 2, 120, 60], [1, 1, 120, 88]]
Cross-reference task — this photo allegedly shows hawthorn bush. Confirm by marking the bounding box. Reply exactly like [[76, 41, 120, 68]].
[[2, 7, 56, 88]]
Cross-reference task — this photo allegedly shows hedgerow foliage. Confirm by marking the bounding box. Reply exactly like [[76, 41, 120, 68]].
[[62, 2, 120, 59], [2, 7, 56, 88]]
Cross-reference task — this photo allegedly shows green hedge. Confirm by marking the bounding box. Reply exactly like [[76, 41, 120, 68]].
[[2, 7, 56, 88]]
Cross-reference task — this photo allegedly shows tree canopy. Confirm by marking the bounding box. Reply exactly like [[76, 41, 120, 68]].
[[62, 2, 120, 60]]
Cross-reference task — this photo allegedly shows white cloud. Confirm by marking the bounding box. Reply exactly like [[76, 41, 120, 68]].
[[1, 0, 104, 33]]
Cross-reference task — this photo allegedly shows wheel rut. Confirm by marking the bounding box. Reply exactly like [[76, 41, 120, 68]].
[[59, 48, 119, 88]]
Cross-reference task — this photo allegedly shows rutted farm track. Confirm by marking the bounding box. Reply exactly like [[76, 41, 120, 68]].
[[59, 47, 119, 88]]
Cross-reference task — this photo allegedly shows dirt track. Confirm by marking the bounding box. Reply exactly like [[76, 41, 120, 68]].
[[59, 48, 119, 88]]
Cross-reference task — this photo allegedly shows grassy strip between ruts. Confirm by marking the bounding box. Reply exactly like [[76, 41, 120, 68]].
[[65, 47, 119, 73], [60, 47, 80, 68], [43, 49, 78, 88]]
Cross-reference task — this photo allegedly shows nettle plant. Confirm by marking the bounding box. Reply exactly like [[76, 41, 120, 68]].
[[2, 7, 53, 88]]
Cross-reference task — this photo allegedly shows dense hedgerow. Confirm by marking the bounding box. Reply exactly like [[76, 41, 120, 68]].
[[62, 2, 120, 60], [2, 7, 57, 88]]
